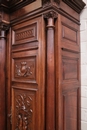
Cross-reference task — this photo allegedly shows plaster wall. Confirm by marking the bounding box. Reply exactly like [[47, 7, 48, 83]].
[[80, 0, 87, 129]]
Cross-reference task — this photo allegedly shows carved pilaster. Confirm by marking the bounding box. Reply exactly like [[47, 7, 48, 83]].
[[44, 11, 57, 130], [0, 20, 9, 130]]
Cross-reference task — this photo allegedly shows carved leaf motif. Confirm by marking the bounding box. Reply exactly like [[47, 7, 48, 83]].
[[15, 94, 33, 130]]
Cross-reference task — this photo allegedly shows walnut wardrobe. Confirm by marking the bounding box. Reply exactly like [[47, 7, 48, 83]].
[[0, 0, 85, 130]]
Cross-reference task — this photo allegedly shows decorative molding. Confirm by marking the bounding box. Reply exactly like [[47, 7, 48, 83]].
[[12, 23, 37, 45], [0, 0, 36, 12], [7, 0, 36, 12], [42, 0, 60, 5], [62, 0, 86, 13], [15, 94, 33, 130], [16, 29, 34, 41], [15, 62, 33, 77]]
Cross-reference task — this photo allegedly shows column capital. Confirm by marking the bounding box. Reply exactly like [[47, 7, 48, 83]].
[[0, 20, 10, 31], [44, 11, 58, 19], [44, 11, 58, 28]]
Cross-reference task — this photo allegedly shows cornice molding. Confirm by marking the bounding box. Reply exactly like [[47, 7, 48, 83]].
[[0, 0, 86, 14], [0, 0, 36, 12], [62, 0, 86, 13]]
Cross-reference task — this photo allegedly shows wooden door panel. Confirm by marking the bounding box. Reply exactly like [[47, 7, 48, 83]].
[[61, 16, 80, 52], [12, 88, 37, 130], [62, 50, 80, 85], [12, 50, 38, 84], [11, 16, 45, 130], [63, 90, 78, 130], [61, 50, 80, 130]]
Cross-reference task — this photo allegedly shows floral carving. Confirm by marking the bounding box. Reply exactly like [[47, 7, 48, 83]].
[[15, 94, 33, 130], [16, 62, 32, 77]]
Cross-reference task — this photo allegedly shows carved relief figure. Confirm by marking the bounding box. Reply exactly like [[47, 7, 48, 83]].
[[15, 94, 33, 130]]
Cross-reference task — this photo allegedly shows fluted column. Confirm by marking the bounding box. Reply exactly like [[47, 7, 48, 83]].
[[0, 21, 9, 130], [44, 11, 57, 130]]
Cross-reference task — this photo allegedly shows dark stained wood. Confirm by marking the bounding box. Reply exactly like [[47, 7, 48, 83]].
[[11, 17, 45, 130], [0, 0, 85, 130], [0, 30, 6, 130]]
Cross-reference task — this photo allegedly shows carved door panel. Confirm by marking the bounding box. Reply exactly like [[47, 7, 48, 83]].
[[11, 16, 45, 130], [55, 15, 80, 130]]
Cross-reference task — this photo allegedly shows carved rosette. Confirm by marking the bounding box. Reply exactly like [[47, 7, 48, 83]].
[[15, 94, 33, 130]]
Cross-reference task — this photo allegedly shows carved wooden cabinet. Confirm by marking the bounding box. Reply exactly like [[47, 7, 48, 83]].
[[0, 0, 86, 130]]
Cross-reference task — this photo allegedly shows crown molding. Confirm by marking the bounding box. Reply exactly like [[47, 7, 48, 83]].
[[62, 0, 86, 13], [0, 0, 36, 12], [0, 0, 86, 13]]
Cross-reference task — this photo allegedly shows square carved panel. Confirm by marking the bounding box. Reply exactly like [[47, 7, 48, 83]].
[[12, 56, 37, 83]]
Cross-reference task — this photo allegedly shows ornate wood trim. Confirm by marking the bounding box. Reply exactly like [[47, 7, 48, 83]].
[[0, 0, 86, 13], [62, 0, 86, 13], [42, 0, 60, 5]]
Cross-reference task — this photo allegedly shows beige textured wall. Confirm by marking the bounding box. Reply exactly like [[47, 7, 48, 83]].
[[80, 0, 87, 129]]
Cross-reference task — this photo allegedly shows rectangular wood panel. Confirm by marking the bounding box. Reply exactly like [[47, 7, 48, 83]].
[[12, 50, 38, 83], [62, 24, 77, 43], [63, 91, 78, 130], [62, 58, 78, 80], [62, 50, 79, 83], [12, 23, 38, 45], [12, 88, 37, 130], [61, 16, 80, 52]]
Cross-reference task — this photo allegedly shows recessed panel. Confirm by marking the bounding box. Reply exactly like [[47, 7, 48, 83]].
[[12, 56, 36, 83], [63, 91, 77, 130], [62, 24, 77, 43], [14, 57, 36, 79], [62, 58, 78, 80], [12, 23, 37, 45]]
